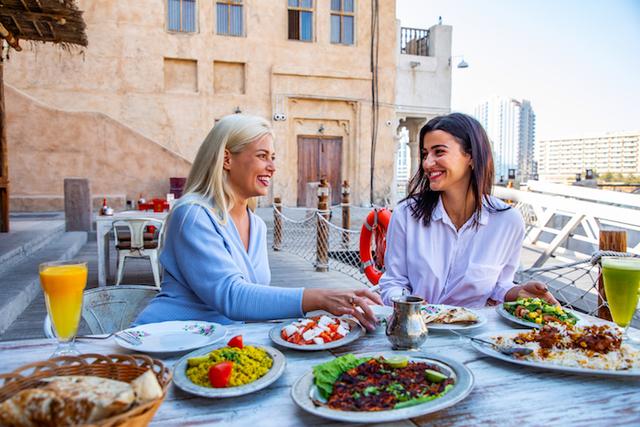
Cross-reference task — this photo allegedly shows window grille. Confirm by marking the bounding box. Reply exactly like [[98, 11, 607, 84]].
[[168, 0, 196, 32], [217, 0, 243, 36], [330, 0, 354, 45], [288, 0, 313, 41]]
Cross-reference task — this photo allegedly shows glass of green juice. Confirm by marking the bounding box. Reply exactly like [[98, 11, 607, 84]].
[[601, 257, 640, 343]]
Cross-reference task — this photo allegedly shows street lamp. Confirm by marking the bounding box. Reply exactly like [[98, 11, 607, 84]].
[[449, 55, 469, 69]]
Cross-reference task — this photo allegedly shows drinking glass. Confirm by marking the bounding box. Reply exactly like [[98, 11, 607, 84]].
[[601, 257, 640, 344], [39, 260, 88, 357]]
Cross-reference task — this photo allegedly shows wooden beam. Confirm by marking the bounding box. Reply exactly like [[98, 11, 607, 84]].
[[0, 61, 9, 232], [32, 20, 43, 37], [0, 23, 21, 51], [19, 0, 31, 12], [0, 10, 68, 24], [10, 16, 23, 35], [46, 21, 56, 40]]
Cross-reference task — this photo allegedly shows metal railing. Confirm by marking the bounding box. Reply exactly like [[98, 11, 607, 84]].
[[495, 184, 640, 267], [400, 27, 430, 56]]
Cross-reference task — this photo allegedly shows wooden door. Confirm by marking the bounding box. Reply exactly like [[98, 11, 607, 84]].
[[297, 136, 342, 206]]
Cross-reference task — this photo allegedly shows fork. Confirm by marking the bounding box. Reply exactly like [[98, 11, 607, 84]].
[[114, 330, 143, 346], [449, 330, 533, 356], [75, 333, 114, 341]]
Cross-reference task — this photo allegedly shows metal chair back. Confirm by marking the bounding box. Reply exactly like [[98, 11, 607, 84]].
[[44, 285, 158, 337]]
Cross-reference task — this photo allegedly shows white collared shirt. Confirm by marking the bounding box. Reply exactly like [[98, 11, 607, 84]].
[[379, 196, 525, 308]]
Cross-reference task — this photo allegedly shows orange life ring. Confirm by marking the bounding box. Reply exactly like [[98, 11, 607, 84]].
[[359, 208, 391, 285]]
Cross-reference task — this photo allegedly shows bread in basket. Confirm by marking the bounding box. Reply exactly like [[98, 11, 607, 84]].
[[0, 353, 172, 427]]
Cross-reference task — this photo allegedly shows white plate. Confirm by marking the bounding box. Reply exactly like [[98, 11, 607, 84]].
[[115, 321, 227, 353], [173, 344, 286, 398], [291, 351, 474, 423], [470, 330, 640, 377], [496, 305, 581, 329], [269, 317, 364, 351], [421, 304, 488, 331]]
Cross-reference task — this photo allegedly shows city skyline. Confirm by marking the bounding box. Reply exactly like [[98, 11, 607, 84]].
[[474, 96, 536, 181], [396, 0, 640, 141]]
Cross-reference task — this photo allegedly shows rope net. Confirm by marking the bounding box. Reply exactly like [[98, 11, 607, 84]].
[[272, 205, 378, 285]]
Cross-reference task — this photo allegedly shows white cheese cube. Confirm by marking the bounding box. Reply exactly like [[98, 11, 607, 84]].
[[336, 325, 349, 336], [283, 325, 298, 337], [302, 327, 322, 341], [318, 315, 334, 327], [313, 337, 325, 345]]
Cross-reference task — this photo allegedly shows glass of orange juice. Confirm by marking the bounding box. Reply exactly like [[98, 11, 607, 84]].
[[39, 260, 88, 357]]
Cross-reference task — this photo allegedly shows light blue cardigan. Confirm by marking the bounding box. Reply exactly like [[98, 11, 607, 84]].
[[133, 196, 305, 326]]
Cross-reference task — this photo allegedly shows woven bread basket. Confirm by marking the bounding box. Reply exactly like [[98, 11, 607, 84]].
[[0, 353, 172, 427]]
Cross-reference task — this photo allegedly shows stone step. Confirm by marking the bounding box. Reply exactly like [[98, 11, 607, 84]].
[[0, 220, 66, 277], [0, 231, 87, 335]]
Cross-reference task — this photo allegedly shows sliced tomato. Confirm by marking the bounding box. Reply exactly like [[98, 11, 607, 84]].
[[208, 361, 233, 388], [227, 335, 243, 349], [328, 324, 338, 332]]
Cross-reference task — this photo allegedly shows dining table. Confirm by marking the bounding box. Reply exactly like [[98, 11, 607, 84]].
[[0, 308, 638, 426], [95, 210, 168, 287]]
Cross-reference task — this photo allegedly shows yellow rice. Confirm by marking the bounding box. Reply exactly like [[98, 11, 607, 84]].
[[186, 346, 273, 387]]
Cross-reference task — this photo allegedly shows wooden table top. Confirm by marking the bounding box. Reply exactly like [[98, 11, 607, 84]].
[[1, 309, 638, 426]]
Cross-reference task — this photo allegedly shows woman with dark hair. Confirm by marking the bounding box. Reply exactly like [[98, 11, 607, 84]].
[[379, 113, 556, 307]]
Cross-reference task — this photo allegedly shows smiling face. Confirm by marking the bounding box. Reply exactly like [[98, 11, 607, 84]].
[[224, 134, 276, 201], [422, 130, 473, 194]]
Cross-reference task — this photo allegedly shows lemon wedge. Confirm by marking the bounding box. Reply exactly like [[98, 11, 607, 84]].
[[383, 356, 409, 368], [424, 369, 448, 383]]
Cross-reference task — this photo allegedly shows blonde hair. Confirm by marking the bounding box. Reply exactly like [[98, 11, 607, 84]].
[[182, 114, 274, 223]]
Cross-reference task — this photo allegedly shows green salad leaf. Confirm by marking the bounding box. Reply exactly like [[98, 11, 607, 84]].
[[313, 354, 370, 399]]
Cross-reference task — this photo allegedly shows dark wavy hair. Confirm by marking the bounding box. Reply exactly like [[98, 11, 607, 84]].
[[405, 112, 508, 227]]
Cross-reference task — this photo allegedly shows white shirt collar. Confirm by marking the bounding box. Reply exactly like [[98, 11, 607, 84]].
[[432, 195, 490, 228]]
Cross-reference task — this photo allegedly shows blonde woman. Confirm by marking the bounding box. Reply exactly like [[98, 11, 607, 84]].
[[134, 114, 381, 330]]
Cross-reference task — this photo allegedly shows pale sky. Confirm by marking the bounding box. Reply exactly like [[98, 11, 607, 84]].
[[396, 0, 640, 141]]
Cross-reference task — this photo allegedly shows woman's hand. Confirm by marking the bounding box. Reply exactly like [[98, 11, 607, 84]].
[[302, 288, 383, 331], [504, 281, 559, 305]]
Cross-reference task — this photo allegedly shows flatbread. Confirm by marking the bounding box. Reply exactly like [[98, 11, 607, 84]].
[[424, 307, 478, 324], [131, 370, 163, 404], [0, 376, 135, 427]]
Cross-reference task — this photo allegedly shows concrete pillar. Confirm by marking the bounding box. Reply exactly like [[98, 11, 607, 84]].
[[391, 131, 405, 206], [64, 178, 92, 231]]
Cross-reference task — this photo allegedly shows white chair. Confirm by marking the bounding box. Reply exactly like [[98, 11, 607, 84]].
[[113, 218, 164, 289], [44, 285, 158, 338]]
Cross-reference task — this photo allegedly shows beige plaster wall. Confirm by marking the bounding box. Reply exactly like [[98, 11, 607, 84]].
[[7, 85, 192, 211], [5, 0, 399, 206]]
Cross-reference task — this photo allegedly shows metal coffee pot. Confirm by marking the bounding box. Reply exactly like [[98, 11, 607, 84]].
[[386, 295, 428, 350]]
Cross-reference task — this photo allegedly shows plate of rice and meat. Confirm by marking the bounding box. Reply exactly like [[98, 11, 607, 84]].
[[172, 335, 286, 398], [471, 323, 640, 376], [290, 352, 474, 423], [269, 315, 364, 351]]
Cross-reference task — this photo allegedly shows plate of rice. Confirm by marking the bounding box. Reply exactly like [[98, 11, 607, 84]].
[[471, 323, 640, 377], [172, 342, 286, 397]]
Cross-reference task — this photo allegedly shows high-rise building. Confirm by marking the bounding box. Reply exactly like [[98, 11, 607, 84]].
[[537, 132, 640, 183], [474, 97, 536, 182]]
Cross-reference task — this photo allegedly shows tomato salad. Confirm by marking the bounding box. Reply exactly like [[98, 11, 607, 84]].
[[281, 316, 351, 346]]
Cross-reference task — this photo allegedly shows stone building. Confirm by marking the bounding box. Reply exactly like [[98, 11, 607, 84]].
[[6, 0, 452, 210], [537, 132, 640, 184]]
